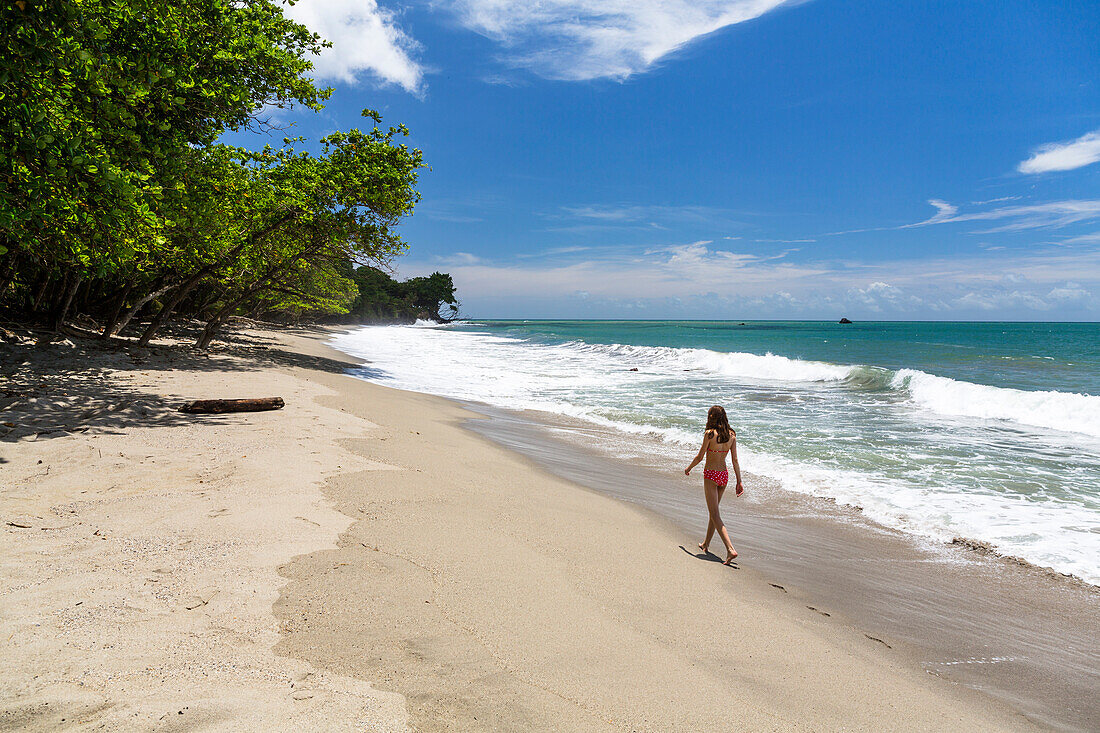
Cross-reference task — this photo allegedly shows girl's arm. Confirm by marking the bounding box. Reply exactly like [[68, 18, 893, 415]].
[[685, 431, 710, 475], [731, 431, 743, 488]]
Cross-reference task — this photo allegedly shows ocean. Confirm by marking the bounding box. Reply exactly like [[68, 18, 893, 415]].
[[330, 319, 1100, 585]]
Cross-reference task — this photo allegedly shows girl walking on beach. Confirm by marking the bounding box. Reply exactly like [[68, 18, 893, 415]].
[[685, 405, 743, 565]]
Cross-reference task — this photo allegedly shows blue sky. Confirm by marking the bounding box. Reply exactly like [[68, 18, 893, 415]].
[[230, 0, 1100, 319]]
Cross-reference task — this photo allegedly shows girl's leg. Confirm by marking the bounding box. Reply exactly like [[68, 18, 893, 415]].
[[704, 480, 737, 564], [699, 484, 726, 553]]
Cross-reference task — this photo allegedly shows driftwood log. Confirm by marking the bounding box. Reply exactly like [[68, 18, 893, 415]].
[[178, 397, 284, 414]]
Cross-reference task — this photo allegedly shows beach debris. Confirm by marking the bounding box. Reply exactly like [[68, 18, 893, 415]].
[[178, 396, 284, 414], [807, 606, 831, 617], [769, 583, 787, 592], [7, 521, 32, 529]]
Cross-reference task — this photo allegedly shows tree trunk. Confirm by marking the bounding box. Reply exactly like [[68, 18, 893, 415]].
[[51, 272, 82, 331], [31, 272, 51, 313], [0, 251, 15, 298], [195, 316, 222, 350], [80, 278, 106, 319], [137, 280, 197, 346], [196, 294, 250, 350], [113, 282, 172, 335], [137, 210, 300, 347], [100, 280, 134, 338]]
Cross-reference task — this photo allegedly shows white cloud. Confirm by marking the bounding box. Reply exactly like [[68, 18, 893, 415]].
[[451, 0, 792, 81], [954, 290, 1053, 312], [561, 205, 640, 221], [1018, 129, 1100, 174], [442, 252, 482, 265], [907, 199, 1100, 233], [1061, 232, 1100, 245], [843, 282, 925, 313], [285, 0, 424, 92], [1048, 283, 1088, 302], [550, 203, 751, 232], [394, 242, 1100, 317], [917, 199, 958, 224]]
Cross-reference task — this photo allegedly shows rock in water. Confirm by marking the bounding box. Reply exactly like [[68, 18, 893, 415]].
[[839, 317, 853, 324]]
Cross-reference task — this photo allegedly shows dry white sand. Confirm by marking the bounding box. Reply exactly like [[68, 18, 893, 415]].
[[1, 328, 405, 730], [1, 326, 1038, 731]]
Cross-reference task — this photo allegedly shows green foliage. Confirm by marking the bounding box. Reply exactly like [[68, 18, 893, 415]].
[[0, 0, 442, 346], [0, 0, 327, 268], [349, 266, 459, 323]]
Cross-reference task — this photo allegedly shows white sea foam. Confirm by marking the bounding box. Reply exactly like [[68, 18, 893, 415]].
[[893, 369, 1100, 438], [410, 318, 455, 328], [330, 324, 1100, 583], [574, 341, 1100, 438]]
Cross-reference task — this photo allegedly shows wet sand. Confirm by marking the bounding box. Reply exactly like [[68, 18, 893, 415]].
[[464, 405, 1100, 731]]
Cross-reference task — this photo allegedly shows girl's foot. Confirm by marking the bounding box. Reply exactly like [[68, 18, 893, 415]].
[[724, 550, 738, 565], [698, 542, 710, 554]]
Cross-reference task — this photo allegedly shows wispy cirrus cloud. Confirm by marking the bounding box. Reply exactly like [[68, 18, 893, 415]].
[[832, 198, 1100, 237], [907, 199, 1100, 233], [396, 241, 1100, 317], [451, 0, 794, 81], [1061, 232, 1100, 245], [549, 203, 756, 233], [1018, 129, 1100, 174], [284, 0, 425, 93]]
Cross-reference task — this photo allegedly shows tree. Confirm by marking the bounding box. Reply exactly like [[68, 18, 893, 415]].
[[347, 267, 459, 323], [176, 111, 423, 348], [0, 0, 327, 320], [404, 272, 459, 321], [0, 2, 429, 345]]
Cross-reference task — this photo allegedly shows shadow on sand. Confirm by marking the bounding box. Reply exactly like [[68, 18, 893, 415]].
[[0, 322, 358, 445], [679, 545, 739, 569]]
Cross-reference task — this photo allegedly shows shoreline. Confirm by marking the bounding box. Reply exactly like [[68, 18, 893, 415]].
[[0, 324, 1079, 730], [275, 330, 1038, 726], [326, 320, 1100, 586], [455, 400, 1099, 731], [322, 323, 1098, 731]]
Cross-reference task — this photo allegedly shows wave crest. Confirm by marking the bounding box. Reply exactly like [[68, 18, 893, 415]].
[[539, 340, 1100, 437], [893, 369, 1100, 438]]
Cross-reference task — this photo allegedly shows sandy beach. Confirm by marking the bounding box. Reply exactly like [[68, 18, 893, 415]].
[[0, 326, 1051, 730]]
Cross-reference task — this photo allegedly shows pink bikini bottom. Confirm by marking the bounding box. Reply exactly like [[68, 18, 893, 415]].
[[703, 469, 728, 487]]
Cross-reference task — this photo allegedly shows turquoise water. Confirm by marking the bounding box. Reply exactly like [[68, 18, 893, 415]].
[[473, 320, 1100, 393], [332, 320, 1100, 583]]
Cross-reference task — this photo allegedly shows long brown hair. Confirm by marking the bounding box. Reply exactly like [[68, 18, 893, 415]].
[[706, 405, 732, 444]]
